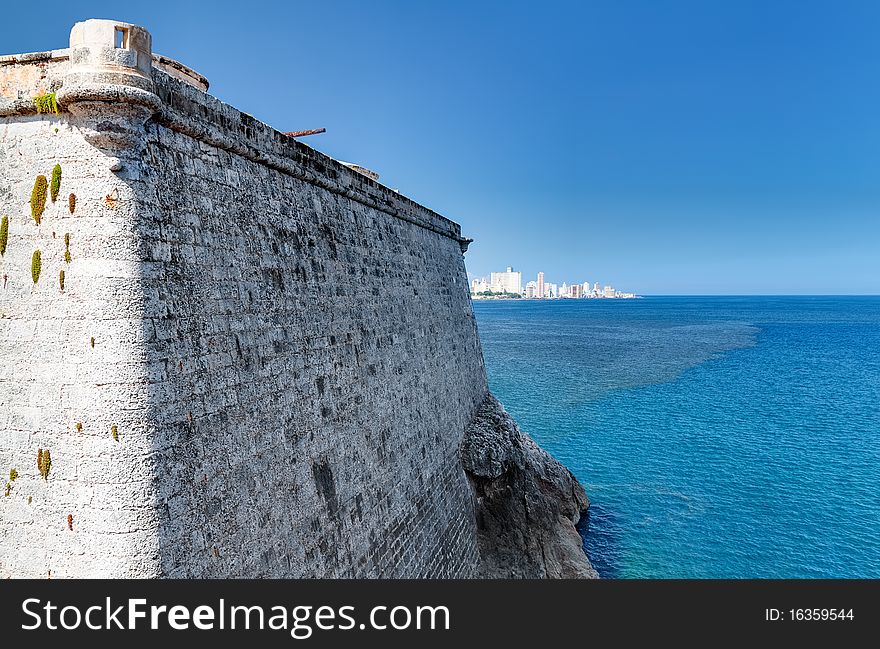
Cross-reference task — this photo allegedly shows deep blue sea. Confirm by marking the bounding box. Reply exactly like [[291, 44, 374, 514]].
[[472, 296, 880, 578]]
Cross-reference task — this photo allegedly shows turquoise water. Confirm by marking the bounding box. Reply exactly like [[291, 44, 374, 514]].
[[472, 296, 880, 578]]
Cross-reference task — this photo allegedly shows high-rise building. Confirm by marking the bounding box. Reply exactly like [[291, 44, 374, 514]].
[[560, 282, 569, 298], [593, 282, 600, 296], [537, 272, 545, 299], [603, 285, 615, 298], [524, 281, 537, 299], [570, 283, 582, 298], [490, 266, 523, 295]]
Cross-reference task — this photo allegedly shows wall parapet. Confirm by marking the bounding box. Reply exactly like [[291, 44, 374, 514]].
[[151, 70, 469, 248]]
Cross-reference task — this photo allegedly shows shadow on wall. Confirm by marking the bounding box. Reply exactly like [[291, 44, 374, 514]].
[[136, 126, 488, 576]]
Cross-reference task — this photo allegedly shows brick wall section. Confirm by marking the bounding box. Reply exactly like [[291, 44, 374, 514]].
[[0, 58, 488, 577]]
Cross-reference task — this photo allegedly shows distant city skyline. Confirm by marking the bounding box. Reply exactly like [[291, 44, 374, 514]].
[[471, 266, 636, 300]]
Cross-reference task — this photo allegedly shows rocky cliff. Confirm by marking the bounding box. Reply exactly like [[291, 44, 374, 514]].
[[462, 394, 598, 579]]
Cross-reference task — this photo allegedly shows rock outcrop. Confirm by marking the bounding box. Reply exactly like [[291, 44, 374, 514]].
[[462, 394, 598, 579]]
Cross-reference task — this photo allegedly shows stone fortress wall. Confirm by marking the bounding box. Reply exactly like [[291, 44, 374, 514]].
[[0, 19, 594, 578]]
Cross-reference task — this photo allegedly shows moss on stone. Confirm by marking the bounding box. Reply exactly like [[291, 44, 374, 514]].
[[31, 175, 47, 224], [9, 468, 18, 482], [111, 424, 119, 442], [31, 250, 41, 284], [75, 422, 82, 432], [0, 215, 8, 256], [90, 337, 95, 348], [59, 269, 65, 291], [50, 165, 62, 202], [37, 448, 51, 480], [32, 92, 58, 115], [68, 193, 76, 214]]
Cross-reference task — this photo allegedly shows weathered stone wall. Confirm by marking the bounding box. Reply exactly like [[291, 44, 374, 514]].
[[137, 75, 488, 577], [0, 111, 161, 577], [1, 43, 487, 577]]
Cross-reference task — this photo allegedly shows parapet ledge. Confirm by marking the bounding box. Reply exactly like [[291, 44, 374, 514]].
[[150, 67, 466, 245], [0, 48, 71, 65]]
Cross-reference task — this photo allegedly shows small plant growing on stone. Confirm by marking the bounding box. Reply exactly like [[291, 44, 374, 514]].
[[0, 216, 8, 256], [4, 483, 10, 497], [9, 468, 18, 482], [59, 269, 65, 291], [63, 233, 72, 263], [76, 422, 83, 432], [31, 175, 48, 224], [32, 92, 58, 115], [43, 449, 52, 480], [68, 193, 76, 214], [90, 337, 95, 348], [111, 424, 119, 442], [50, 165, 62, 202], [37, 448, 51, 480], [67, 514, 73, 531], [31, 250, 41, 283], [27, 495, 32, 505]]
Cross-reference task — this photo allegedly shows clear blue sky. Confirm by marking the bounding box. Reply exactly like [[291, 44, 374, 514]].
[[3, 1, 878, 294]]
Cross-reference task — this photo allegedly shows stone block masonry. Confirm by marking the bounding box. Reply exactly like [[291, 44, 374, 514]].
[[0, 19, 594, 578]]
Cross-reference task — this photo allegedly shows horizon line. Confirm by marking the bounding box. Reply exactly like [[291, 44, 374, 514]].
[[473, 293, 880, 298]]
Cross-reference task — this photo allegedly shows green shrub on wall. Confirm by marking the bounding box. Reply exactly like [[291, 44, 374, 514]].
[[31, 176, 47, 224], [37, 448, 51, 480], [0, 216, 8, 256], [32, 92, 58, 114], [50, 165, 62, 202], [31, 250, 41, 283]]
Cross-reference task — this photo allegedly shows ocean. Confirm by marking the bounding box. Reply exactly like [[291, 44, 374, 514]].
[[472, 296, 880, 578]]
